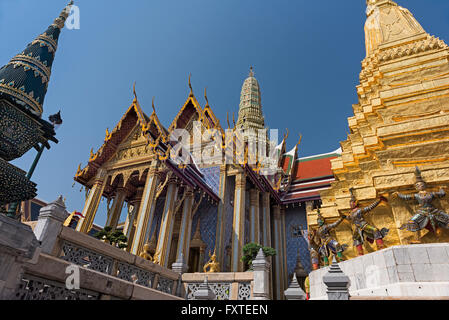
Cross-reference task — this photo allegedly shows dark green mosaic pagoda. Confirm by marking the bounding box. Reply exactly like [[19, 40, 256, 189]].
[[0, 2, 73, 212]]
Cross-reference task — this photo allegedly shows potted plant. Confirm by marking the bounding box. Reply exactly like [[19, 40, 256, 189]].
[[241, 243, 276, 271]]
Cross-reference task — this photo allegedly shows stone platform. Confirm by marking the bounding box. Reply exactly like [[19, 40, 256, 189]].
[[310, 243, 449, 300]]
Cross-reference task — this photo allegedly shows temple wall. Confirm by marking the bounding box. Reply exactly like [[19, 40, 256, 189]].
[[284, 206, 311, 275], [191, 201, 218, 265]]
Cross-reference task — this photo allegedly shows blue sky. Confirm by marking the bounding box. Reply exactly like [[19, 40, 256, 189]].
[[2, 0, 449, 226]]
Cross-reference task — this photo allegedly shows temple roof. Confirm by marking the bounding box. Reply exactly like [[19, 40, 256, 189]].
[[282, 148, 341, 203], [0, 1, 73, 118]]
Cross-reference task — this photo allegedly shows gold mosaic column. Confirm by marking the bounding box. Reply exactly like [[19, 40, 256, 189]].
[[272, 205, 284, 300], [215, 165, 229, 268], [124, 187, 143, 251], [249, 189, 260, 244], [261, 192, 271, 247], [130, 162, 160, 255], [76, 169, 107, 234], [175, 189, 194, 263], [231, 173, 246, 272], [155, 175, 179, 267], [105, 187, 127, 231]]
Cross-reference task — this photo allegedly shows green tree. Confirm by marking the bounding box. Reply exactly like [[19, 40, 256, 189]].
[[94, 227, 128, 249], [241, 243, 276, 271]]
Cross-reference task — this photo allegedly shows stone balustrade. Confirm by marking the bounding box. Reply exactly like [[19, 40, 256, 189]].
[[18, 253, 183, 300], [49, 226, 181, 297], [181, 272, 254, 300]]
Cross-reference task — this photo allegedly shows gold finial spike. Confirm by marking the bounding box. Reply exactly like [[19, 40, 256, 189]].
[[204, 87, 209, 107], [133, 82, 138, 102], [227, 112, 231, 129], [232, 112, 236, 127], [152, 96, 156, 113], [188, 73, 193, 97], [296, 134, 303, 147], [249, 66, 254, 77], [90, 148, 94, 158]]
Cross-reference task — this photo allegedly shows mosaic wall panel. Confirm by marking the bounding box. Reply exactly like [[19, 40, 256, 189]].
[[148, 198, 165, 242], [191, 200, 218, 265], [284, 206, 311, 276], [0, 100, 41, 161], [199, 166, 220, 195]]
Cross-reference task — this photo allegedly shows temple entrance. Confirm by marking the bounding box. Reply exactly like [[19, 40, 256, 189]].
[[188, 247, 200, 273]]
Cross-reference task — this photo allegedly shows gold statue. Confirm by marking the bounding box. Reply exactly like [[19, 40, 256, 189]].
[[203, 249, 220, 273], [139, 243, 153, 261], [152, 248, 161, 265]]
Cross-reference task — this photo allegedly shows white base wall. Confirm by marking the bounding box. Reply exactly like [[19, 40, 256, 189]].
[[310, 243, 449, 300]]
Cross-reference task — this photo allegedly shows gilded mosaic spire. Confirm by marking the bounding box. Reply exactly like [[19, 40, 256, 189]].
[[0, 1, 74, 117], [236, 67, 265, 131], [364, 0, 425, 56]]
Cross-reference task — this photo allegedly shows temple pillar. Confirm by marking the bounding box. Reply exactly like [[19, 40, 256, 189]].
[[129, 162, 160, 256], [272, 205, 285, 300], [105, 187, 127, 231], [249, 189, 260, 244], [280, 206, 288, 291], [215, 165, 229, 269], [231, 173, 246, 272], [175, 189, 194, 265], [261, 192, 271, 247], [124, 187, 143, 251], [155, 175, 179, 267], [76, 169, 107, 234]]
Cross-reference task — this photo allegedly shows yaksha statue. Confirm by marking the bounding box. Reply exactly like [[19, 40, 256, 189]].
[[393, 167, 449, 243], [305, 227, 321, 270], [346, 188, 389, 256], [316, 209, 347, 265]]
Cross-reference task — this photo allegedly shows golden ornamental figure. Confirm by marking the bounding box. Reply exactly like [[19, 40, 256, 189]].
[[392, 167, 449, 243], [345, 188, 389, 256], [139, 243, 153, 262], [203, 249, 220, 273]]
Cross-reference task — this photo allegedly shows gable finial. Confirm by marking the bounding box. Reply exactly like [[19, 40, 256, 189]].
[[204, 87, 209, 107], [296, 134, 303, 148], [152, 96, 156, 113], [189, 73, 193, 97], [133, 82, 138, 102]]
